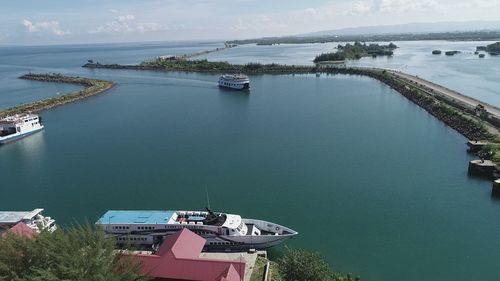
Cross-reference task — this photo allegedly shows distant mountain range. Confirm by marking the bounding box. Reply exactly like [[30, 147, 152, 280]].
[[301, 21, 500, 37], [227, 21, 500, 45]]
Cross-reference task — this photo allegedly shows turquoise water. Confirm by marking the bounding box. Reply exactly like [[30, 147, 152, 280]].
[[0, 43, 500, 281], [200, 40, 500, 107]]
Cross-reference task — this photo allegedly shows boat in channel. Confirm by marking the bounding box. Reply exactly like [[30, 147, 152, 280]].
[[218, 74, 250, 90], [96, 208, 297, 251], [0, 114, 44, 145], [0, 208, 57, 234]]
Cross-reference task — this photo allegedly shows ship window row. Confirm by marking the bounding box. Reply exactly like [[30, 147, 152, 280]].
[[138, 226, 154, 230], [117, 237, 147, 241], [209, 241, 238, 246], [113, 226, 130, 230]]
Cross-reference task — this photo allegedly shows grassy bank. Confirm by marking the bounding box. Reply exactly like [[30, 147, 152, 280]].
[[0, 73, 114, 118]]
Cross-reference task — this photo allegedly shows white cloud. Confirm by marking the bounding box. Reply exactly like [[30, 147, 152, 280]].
[[376, 0, 441, 13], [22, 19, 70, 36], [304, 8, 317, 15], [452, 0, 500, 9], [91, 14, 171, 34], [345, 1, 375, 15]]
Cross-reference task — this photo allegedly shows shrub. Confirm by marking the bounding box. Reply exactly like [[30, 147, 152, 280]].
[[0, 225, 147, 281], [278, 248, 360, 281]]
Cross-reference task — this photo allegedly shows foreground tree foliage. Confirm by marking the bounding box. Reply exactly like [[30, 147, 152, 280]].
[[278, 248, 360, 281], [0, 225, 147, 281]]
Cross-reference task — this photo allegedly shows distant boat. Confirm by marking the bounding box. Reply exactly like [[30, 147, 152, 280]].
[[445, 51, 460, 56], [432, 50, 442, 55], [218, 74, 250, 90], [479, 54, 485, 58], [0, 208, 57, 233], [96, 208, 298, 251], [0, 114, 44, 145]]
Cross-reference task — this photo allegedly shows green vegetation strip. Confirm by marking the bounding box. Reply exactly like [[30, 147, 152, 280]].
[[84, 59, 316, 74], [0, 73, 115, 118]]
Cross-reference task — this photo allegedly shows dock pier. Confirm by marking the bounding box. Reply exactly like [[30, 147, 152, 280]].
[[467, 140, 489, 153], [468, 159, 496, 177], [492, 179, 500, 197]]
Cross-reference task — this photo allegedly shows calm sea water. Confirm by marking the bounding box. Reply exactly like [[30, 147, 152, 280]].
[[0, 42, 499, 281], [200, 40, 500, 107]]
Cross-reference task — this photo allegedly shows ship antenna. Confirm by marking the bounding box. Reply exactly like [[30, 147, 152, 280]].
[[205, 184, 211, 210]]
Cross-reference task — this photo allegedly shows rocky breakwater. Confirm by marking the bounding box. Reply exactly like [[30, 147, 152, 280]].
[[324, 67, 494, 141], [0, 73, 115, 118]]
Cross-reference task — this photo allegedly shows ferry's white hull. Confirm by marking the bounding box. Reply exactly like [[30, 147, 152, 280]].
[[218, 81, 250, 90], [111, 229, 294, 251], [202, 218, 297, 251], [0, 126, 44, 145]]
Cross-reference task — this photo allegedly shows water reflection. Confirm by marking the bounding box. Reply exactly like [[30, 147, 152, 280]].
[[217, 87, 250, 106], [0, 130, 46, 157]]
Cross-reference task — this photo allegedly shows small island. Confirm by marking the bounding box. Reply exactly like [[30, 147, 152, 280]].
[[476, 42, 499, 56], [313, 42, 397, 63], [0, 73, 114, 118], [486, 42, 500, 55]]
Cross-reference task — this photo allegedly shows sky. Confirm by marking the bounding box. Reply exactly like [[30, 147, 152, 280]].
[[1, 0, 500, 45]]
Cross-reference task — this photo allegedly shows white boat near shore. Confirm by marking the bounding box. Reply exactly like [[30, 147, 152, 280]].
[[0, 114, 44, 145], [0, 208, 57, 234], [96, 208, 297, 251], [218, 74, 250, 90]]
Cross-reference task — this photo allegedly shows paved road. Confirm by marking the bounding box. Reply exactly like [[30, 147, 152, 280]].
[[385, 69, 500, 119]]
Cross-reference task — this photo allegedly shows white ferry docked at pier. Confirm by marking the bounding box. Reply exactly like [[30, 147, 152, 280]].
[[0, 208, 57, 233], [0, 114, 44, 145], [218, 74, 250, 90], [96, 208, 297, 251]]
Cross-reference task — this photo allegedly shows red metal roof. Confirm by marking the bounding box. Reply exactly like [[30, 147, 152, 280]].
[[1, 222, 37, 238], [124, 228, 245, 281], [156, 226, 205, 258]]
